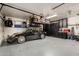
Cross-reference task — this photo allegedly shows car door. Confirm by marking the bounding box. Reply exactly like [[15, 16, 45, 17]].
[[25, 31, 33, 40], [31, 31, 39, 39]]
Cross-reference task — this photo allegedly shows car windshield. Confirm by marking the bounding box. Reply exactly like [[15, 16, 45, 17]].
[[11, 33, 18, 37], [26, 29, 32, 32]]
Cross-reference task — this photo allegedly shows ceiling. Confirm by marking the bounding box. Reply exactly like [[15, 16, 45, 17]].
[[0, 3, 79, 21]]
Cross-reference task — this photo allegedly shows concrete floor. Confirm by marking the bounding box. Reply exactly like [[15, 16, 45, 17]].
[[0, 36, 79, 56]]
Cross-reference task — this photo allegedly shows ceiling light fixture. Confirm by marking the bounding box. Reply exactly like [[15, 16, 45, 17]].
[[46, 14, 58, 19]]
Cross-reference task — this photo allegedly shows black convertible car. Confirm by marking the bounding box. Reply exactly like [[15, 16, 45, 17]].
[[7, 29, 45, 44]]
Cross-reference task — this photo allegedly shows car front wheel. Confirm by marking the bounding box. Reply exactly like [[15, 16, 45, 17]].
[[17, 36, 26, 44], [40, 34, 45, 39]]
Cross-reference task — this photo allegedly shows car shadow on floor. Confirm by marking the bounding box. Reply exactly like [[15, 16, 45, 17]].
[[1, 39, 42, 47]]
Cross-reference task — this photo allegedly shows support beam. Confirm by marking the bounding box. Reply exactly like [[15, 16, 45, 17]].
[[52, 3, 65, 10], [0, 4, 3, 12], [0, 3, 41, 17]]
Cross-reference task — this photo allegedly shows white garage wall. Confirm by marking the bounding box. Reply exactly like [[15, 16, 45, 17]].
[[0, 16, 43, 41], [4, 16, 27, 41], [0, 13, 4, 45], [68, 16, 79, 35]]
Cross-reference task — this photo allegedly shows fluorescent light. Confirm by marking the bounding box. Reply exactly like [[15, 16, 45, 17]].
[[46, 14, 57, 19]]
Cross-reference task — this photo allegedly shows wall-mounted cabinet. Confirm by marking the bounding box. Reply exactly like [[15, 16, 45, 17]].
[[43, 18, 68, 39]]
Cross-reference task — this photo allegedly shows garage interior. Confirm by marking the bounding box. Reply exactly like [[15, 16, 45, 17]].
[[0, 3, 79, 56]]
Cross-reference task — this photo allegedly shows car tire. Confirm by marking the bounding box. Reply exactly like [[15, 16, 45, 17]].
[[40, 34, 45, 39], [76, 39, 79, 41], [17, 36, 26, 44]]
